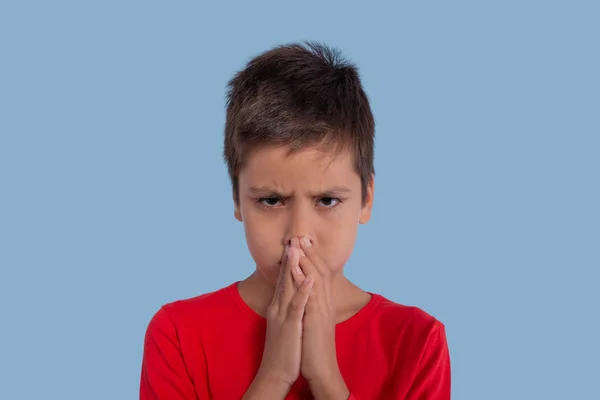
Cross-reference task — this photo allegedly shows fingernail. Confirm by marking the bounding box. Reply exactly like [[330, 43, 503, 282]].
[[302, 237, 312, 247], [291, 237, 298, 247], [284, 245, 289, 257], [293, 266, 302, 275]]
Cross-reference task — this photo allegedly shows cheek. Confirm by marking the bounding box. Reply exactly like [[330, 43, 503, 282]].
[[242, 213, 281, 276], [319, 221, 358, 273]]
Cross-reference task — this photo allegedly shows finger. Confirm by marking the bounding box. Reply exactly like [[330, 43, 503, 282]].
[[286, 275, 314, 321], [281, 244, 290, 264], [298, 237, 333, 303], [278, 244, 299, 308], [298, 237, 325, 275], [297, 254, 322, 310], [290, 237, 310, 280], [297, 242, 321, 281], [291, 263, 306, 289], [275, 245, 289, 287], [271, 245, 290, 307]]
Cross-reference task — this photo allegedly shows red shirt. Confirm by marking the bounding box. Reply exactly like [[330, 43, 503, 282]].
[[140, 281, 451, 399]]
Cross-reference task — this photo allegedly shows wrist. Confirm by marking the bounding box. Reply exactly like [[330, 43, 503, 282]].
[[243, 371, 292, 400], [307, 370, 350, 400]]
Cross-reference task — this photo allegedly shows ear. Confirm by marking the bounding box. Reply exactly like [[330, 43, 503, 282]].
[[359, 174, 375, 224], [234, 200, 243, 222]]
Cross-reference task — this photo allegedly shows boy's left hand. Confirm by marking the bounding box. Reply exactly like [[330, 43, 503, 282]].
[[290, 236, 350, 399]]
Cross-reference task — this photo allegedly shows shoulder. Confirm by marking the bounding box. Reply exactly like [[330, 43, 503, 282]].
[[368, 294, 447, 350], [375, 294, 444, 331], [144, 282, 239, 338], [368, 296, 451, 396]]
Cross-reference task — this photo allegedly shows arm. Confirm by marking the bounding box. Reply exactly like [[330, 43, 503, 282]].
[[241, 372, 292, 400], [404, 322, 451, 400], [306, 371, 352, 400], [139, 307, 200, 400]]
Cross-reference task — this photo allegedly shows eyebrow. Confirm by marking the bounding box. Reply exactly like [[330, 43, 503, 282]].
[[248, 185, 352, 197]]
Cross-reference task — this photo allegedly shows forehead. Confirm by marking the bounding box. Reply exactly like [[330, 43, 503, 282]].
[[240, 144, 357, 184]]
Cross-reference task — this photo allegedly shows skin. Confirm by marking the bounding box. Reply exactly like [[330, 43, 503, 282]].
[[235, 143, 375, 398]]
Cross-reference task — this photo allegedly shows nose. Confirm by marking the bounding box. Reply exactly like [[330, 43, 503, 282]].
[[283, 204, 313, 246]]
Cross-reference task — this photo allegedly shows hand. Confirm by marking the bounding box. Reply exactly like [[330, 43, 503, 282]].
[[291, 236, 350, 398], [255, 241, 315, 389]]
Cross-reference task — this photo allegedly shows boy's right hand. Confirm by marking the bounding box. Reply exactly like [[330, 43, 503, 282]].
[[255, 240, 315, 389]]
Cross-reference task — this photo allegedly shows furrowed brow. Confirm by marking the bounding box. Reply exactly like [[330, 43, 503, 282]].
[[248, 185, 352, 197], [248, 186, 284, 196], [314, 185, 352, 197]]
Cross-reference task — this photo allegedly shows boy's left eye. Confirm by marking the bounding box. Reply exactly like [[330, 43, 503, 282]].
[[319, 197, 340, 207]]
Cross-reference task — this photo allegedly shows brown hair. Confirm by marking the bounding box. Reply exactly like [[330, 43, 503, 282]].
[[223, 41, 375, 206]]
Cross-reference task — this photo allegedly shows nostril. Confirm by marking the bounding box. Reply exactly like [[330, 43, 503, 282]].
[[285, 236, 309, 247]]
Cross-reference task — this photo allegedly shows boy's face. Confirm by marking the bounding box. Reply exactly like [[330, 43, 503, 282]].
[[234, 144, 374, 285]]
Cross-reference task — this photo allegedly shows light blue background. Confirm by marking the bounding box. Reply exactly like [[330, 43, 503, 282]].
[[1, 1, 598, 399]]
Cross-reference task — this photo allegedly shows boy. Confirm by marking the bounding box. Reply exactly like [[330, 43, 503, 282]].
[[140, 42, 451, 399]]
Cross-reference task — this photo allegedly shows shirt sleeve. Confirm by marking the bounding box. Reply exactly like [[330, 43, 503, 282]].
[[139, 306, 199, 400], [404, 321, 451, 399]]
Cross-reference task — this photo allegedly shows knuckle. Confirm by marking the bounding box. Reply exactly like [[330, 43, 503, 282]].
[[266, 305, 279, 319]]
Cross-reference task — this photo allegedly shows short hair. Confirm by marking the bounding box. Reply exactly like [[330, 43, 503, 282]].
[[223, 41, 375, 206]]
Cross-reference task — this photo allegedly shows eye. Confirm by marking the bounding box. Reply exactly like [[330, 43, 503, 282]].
[[256, 197, 282, 209], [318, 197, 341, 208], [255, 196, 343, 211]]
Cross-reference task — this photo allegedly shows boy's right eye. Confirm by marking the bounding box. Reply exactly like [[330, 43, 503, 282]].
[[257, 197, 281, 208]]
